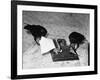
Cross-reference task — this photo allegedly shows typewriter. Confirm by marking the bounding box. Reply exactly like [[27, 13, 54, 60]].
[[50, 39, 79, 62]]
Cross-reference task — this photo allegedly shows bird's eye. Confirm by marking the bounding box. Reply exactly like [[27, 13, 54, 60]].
[[41, 29, 44, 32]]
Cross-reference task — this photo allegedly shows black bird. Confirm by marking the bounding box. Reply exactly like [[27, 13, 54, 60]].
[[69, 32, 86, 54], [24, 24, 48, 45]]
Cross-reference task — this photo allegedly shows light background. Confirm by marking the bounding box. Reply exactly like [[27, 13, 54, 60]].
[[0, 0, 99, 80]]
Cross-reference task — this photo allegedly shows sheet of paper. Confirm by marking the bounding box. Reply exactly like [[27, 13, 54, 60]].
[[39, 37, 55, 55]]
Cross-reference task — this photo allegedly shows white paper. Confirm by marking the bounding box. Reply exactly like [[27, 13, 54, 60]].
[[39, 37, 55, 55]]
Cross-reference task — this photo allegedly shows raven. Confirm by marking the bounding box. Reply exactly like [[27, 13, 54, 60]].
[[24, 24, 48, 45], [69, 32, 86, 54]]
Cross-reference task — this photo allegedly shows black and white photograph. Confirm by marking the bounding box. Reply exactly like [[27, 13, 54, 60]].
[[11, 1, 97, 79], [22, 11, 90, 69]]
